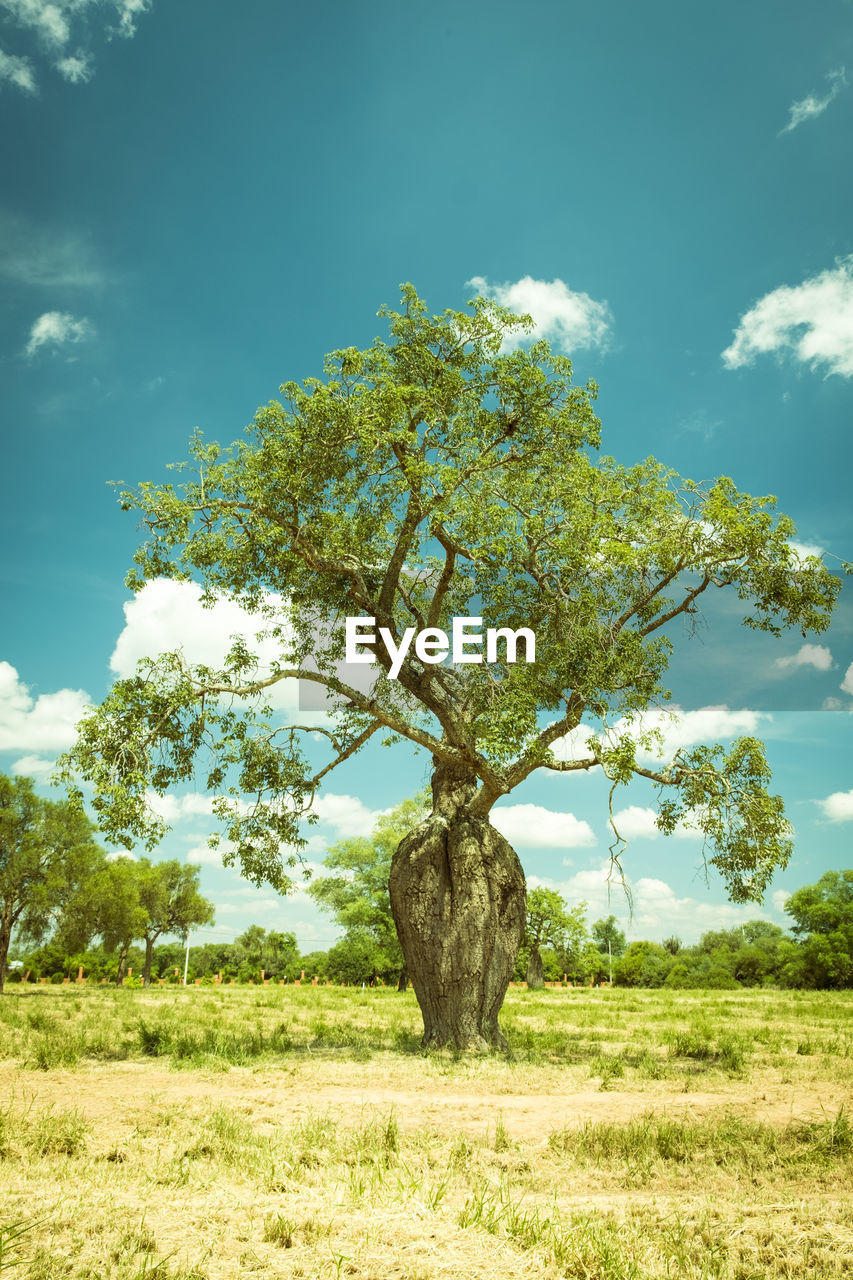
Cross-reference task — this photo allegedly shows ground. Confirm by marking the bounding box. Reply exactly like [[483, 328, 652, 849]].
[[1, 985, 851, 1278]]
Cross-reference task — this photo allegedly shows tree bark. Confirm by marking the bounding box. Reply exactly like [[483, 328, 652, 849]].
[[389, 762, 525, 1050], [396, 965, 408, 992], [0, 907, 12, 994], [143, 934, 159, 987], [526, 946, 544, 989]]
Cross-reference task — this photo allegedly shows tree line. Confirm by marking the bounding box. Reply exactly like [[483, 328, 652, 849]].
[[3, 776, 852, 990]]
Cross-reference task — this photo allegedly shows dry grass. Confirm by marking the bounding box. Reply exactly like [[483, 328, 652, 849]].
[[1, 985, 852, 1278]]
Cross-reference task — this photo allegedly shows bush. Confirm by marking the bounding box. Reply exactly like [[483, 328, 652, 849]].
[[50, 972, 65, 984]]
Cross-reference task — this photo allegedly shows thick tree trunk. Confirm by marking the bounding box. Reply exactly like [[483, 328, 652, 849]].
[[143, 935, 158, 987], [116, 943, 130, 985], [389, 763, 526, 1051], [526, 947, 544, 989], [396, 966, 408, 992]]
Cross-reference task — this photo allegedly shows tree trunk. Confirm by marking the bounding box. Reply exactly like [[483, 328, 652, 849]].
[[143, 936, 156, 987], [116, 943, 130, 985], [526, 946, 544, 990], [396, 966, 408, 992], [0, 906, 12, 994], [389, 762, 526, 1051]]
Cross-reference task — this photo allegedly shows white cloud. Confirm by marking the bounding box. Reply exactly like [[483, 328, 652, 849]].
[[310, 792, 384, 838], [789, 540, 825, 562], [0, 47, 36, 92], [25, 310, 94, 356], [10, 753, 55, 779], [109, 579, 307, 716], [490, 802, 596, 849], [722, 257, 853, 378], [0, 211, 102, 287], [841, 662, 853, 696], [55, 52, 91, 83], [0, 661, 90, 753], [771, 889, 790, 914], [530, 863, 778, 944], [780, 67, 847, 135], [609, 804, 699, 841], [466, 275, 613, 355], [552, 705, 768, 769], [775, 643, 833, 673], [0, 0, 151, 90], [818, 789, 853, 822]]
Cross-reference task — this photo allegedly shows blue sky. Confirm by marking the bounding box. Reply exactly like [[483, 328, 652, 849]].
[[1, 0, 852, 951]]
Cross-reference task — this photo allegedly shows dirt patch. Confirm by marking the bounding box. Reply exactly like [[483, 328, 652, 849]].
[[1, 1057, 846, 1144]]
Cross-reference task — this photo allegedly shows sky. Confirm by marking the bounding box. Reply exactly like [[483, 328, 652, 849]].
[[1, 0, 852, 953]]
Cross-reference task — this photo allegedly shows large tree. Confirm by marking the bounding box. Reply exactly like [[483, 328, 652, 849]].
[[521, 887, 586, 989], [62, 286, 843, 1048], [0, 774, 104, 992], [784, 870, 853, 988]]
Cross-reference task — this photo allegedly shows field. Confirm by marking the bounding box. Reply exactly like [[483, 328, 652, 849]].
[[0, 985, 852, 1279]]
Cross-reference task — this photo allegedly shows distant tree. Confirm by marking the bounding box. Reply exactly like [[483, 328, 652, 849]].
[[65, 855, 147, 984], [309, 793, 428, 990], [785, 870, 853, 988], [613, 940, 672, 988], [325, 930, 390, 985], [592, 915, 627, 958], [136, 859, 215, 985], [0, 774, 105, 992], [232, 924, 299, 980], [298, 949, 330, 980], [521, 888, 585, 989], [661, 935, 682, 955]]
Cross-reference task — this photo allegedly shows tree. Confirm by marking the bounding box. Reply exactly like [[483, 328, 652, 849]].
[[232, 924, 299, 980], [64, 855, 147, 984], [62, 286, 843, 1049], [592, 915, 627, 958], [784, 870, 853, 988], [136, 859, 215, 985], [0, 774, 104, 992], [309, 793, 428, 990], [522, 887, 585, 988]]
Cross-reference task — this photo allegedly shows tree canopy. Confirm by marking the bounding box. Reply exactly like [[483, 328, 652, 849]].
[[0, 773, 104, 992], [61, 285, 842, 911]]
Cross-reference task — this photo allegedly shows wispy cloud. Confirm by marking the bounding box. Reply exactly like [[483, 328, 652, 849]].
[[0, 0, 152, 92], [0, 210, 103, 287], [722, 257, 853, 378], [466, 275, 613, 355], [780, 67, 847, 135], [25, 310, 94, 356], [0, 46, 35, 91], [774, 644, 833, 673]]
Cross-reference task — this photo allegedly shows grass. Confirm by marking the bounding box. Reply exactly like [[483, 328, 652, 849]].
[[0, 985, 852, 1277]]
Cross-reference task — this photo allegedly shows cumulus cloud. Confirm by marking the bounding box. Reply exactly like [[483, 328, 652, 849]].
[[0, 47, 36, 92], [466, 275, 613, 355], [609, 804, 699, 841], [722, 257, 853, 378], [109, 578, 307, 715], [310, 792, 385, 838], [0, 0, 151, 91], [0, 661, 90, 753], [25, 310, 93, 356], [551, 705, 768, 769], [818, 789, 853, 822], [10, 753, 55, 779], [841, 662, 853, 697], [530, 863, 777, 944], [789, 540, 825, 562], [490, 802, 596, 849], [779, 67, 847, 135], [775, 643, 833, 673]]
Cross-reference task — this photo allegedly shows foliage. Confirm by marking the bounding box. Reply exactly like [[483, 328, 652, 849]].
[[308, 793, 428, 983], [0, 773, 105, 992], [58, 288, 842, 911], [230, 924, 299, 980], [592, 915, 627, 958]]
